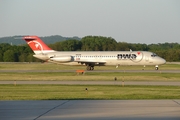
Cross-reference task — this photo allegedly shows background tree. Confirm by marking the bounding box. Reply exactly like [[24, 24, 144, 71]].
[[0, 51, 3, 62], [81, 36, 117, 51], [3, 50, 18, 62]]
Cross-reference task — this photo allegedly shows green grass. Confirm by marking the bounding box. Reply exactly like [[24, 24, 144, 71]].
[[0, 84, 180, 100]]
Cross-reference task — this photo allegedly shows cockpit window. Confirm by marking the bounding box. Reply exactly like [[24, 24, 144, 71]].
[[151, 53, 157, 57]]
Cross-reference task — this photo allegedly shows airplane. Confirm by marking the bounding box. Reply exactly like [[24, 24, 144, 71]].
[[23, 36, 166, 70]]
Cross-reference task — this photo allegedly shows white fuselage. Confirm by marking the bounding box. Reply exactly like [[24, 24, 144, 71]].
[[34, 51, 166, 66]]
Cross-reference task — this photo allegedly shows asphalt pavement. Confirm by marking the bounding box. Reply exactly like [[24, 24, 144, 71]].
[[1, 80, 180, 86], [1, 100, 180, 120]]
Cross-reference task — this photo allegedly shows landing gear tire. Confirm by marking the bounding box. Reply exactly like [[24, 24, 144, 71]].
[[86, 65, 94, 71], [155, 65, 159, 70], [90, 66, 94, 70], [155, 67, 158, 70], [86, 66, 90, 70]]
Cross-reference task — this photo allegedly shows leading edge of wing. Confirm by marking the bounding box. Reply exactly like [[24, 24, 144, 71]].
[[77, 60, 106, 64]]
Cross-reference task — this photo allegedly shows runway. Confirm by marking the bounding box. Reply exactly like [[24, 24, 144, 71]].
[[0, 69, 180, 73], [1, 100, 180, 120], [1, 80, 180, 86]]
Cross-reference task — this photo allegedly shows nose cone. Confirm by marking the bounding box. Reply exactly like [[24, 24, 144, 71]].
[[159, 58, 166, 65]]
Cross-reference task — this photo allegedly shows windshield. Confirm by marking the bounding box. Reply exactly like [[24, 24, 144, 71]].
[[151, 53, 157, 57]]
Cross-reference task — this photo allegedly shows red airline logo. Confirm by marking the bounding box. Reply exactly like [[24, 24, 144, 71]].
[[137, 52, 141, 55]]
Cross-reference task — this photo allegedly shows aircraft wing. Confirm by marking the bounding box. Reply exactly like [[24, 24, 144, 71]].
[[77, 60, 107, 65]]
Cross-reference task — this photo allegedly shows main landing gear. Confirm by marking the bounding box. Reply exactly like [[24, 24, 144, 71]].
[[86, 64, 94, 71]]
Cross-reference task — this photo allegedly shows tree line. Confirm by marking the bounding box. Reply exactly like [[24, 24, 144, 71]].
[[0, 36, 180, 62], [0, 35, 81, 45]]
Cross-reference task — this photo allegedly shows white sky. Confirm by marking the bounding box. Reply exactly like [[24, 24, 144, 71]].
[[0, 0, 180, 44]]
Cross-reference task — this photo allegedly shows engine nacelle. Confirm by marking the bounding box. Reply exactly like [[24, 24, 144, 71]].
[[49, 56, 73, 62]]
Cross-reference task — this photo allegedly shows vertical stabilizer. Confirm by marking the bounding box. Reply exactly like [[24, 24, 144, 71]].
[[23, 36, 55, 54]]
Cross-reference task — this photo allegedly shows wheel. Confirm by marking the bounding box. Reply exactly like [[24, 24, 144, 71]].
[[155, 65, 159, 70], [86, 65, 94, 71], [86, 66, 91, 70], [155, 67, 158, 70], [90, 66, 94, 70]]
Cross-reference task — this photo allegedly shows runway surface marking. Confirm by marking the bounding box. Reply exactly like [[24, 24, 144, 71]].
[[34, 100, 70, 120]]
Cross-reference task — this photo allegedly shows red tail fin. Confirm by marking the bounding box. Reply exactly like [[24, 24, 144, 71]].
[[23, 36, 54, 54]]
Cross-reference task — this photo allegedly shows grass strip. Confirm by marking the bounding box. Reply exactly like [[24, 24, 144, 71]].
[[0, 84, 180, 100]]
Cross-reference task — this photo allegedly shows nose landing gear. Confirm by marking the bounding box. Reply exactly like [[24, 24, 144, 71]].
[[155, 65, 159, 70]]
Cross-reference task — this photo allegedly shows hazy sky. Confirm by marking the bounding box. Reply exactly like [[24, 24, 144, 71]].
[[0, 0, 180, 44]]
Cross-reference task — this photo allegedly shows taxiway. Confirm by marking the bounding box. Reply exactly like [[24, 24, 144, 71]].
[[1, 80, 180, 86], [0, 100, 180, 120]]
